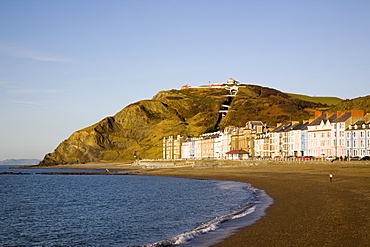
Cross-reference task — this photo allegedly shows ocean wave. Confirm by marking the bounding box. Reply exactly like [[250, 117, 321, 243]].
[[136, 186, 259, 247]]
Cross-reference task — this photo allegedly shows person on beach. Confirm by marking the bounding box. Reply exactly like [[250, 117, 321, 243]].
[[329, 173, 333, 182]]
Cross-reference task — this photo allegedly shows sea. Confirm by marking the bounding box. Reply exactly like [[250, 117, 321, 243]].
[[0, 165, 272, 247]]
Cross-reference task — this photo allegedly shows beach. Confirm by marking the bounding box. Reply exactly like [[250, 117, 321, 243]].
[[42, 161, 370, 246]]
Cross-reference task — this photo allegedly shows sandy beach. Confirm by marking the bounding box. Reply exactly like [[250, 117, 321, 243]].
[[41, 160, 370, 246]]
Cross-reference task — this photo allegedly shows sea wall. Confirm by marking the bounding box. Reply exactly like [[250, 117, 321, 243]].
[[134, 159, 361, 169], [134, 159, 261, 169]]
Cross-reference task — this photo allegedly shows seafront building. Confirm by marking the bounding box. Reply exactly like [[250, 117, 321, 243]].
[[307, 110, 365, 158], [344, 119, 370, 157], [229, 121, 265, 157], [163, 110, 370, 160], [163, 135, 183, 159], [254, 131, 271, 157]]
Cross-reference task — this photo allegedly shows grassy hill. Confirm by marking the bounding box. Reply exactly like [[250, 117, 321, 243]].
[[38, 84, 369, 166], [287, 93, 343, 106], [39, 85, 329, 165], [326, 95, 370, 114]]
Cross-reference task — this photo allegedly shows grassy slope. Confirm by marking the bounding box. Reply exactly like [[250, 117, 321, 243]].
[[287, 93, 343, 106], [327, 95, 370, 114]]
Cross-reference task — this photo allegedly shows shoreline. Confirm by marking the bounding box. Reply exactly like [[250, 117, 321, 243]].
[[16, 161, 370, 246]]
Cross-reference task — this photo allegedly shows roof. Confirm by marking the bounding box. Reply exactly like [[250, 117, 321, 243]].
[[353, 120, 366, 125], [309, 112, 354, 126], [347, 120, 370, 130], [332, 112, 351, 123], [180, 85, 191, 89], [327, 113, 338, 121], [226, 149, 248, 154], [291, 122, 309, 130], [247, 121, 264, 125], [308, 114, 329, 126], [272, 123, 292, 132]]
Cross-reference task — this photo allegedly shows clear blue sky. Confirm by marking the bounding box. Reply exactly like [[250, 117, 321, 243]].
[[1, 0, 369, 161]]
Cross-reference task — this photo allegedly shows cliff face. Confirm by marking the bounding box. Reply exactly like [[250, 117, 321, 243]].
[[39, 85, 329, 166]]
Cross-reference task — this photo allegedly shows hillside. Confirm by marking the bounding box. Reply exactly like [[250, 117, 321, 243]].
[[325, 95, 370, 114], [38, 84, 360, 166], [287, 93, 343, 106]]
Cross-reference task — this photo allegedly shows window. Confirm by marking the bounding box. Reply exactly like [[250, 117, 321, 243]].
[[360, 131, 365, 138], [360, 140, 365, 148], [353, 132, 357, 138]]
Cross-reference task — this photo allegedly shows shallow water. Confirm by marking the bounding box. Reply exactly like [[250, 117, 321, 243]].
[[0, 165, 271, 246]]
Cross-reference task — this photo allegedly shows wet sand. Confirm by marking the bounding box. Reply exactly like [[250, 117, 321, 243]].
[[40, 161, 370, 246]]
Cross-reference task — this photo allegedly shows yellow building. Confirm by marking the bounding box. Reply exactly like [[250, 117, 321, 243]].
[[230, 121, 265, 157], [163, 135, 183, 159]]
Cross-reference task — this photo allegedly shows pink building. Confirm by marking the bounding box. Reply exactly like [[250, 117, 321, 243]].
[[307, 110, 365, 158]]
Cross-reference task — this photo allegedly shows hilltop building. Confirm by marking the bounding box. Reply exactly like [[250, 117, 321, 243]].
[[180, 78, 240, 90]]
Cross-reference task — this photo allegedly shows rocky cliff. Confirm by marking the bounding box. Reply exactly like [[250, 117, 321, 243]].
[[38, 84, 337, 166]]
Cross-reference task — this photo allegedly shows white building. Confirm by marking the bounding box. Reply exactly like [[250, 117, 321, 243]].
[[345, 121, 370, 158], [308, 111, 365, 158], [270, 123, 292, 158], [254, 131, 271, 157], [287, 122, 309, 157]]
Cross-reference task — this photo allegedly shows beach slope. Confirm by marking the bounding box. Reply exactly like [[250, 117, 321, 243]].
[[139, 161, 370, 246]]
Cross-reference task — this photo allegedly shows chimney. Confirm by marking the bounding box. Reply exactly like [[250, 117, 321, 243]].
[[365, 113, 370, 122], [314, 111, 323, 118], [351, 110, 364, 118]]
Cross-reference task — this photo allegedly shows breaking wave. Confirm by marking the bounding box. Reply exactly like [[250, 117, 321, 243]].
[[137, 185, 263, 247]]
